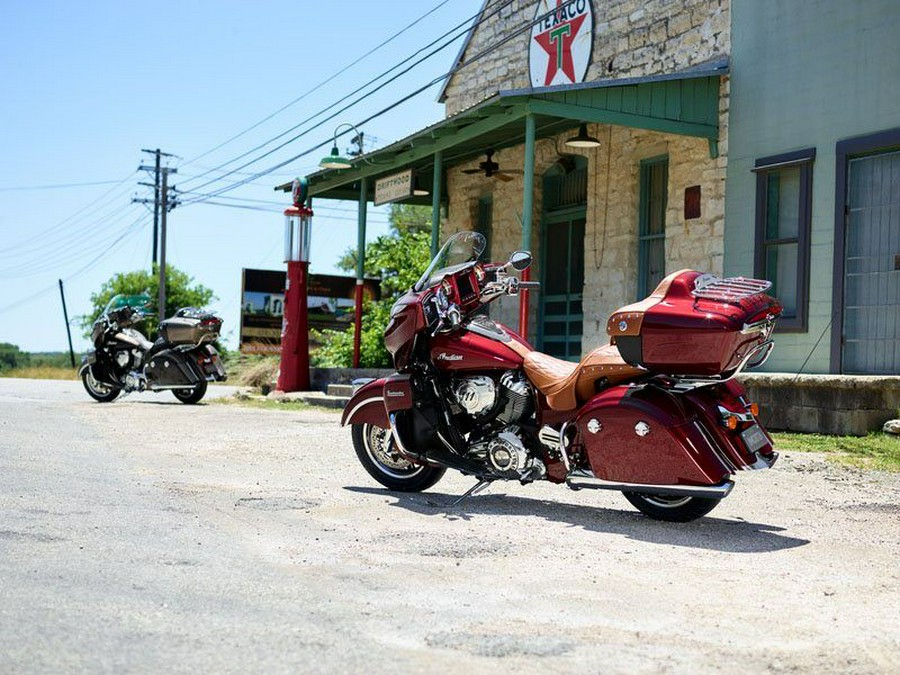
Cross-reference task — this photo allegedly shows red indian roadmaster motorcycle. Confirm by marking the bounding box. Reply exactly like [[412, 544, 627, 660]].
[[342, 232, 782, 522]]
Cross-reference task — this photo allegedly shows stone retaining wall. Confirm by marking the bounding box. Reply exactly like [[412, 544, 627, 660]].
[[738, 373, 900, 436]]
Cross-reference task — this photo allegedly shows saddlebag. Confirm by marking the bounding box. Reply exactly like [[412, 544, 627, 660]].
[[146, 349, 202, 387], [607, 270, 782, 377]]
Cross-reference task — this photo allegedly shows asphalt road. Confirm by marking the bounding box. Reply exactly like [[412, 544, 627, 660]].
[[1, 378, 899, 674]]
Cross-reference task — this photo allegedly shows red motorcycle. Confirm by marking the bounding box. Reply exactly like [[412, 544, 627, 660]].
[[342, 232, 782, 522]]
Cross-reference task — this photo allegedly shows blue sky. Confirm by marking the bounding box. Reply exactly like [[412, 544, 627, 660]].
[[0, 0, 482, 352]]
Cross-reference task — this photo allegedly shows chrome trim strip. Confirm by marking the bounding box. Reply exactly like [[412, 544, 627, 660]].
[[693, 420, 738, 472], [344, 396, 385, 424], [557, 421, 572, 472], [566, 469, 734, 500]]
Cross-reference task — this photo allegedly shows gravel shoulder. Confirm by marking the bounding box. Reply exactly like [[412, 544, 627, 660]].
[[1, 379, 898, 673]]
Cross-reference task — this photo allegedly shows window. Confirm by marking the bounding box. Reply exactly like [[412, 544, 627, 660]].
[[753, 148, 815, 332], [638, 156, 668, 299]]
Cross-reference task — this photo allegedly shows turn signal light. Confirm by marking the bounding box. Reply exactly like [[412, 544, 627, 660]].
[[725, 416, 739, 430], [749, 403, 760, 417]]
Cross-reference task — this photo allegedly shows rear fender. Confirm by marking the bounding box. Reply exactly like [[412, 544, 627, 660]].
[[341, 378, 389, 428]]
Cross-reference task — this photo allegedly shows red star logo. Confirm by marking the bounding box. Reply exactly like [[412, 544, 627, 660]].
[[534, 2, 587, 86]]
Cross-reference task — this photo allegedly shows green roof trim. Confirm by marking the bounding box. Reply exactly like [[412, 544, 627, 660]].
[[302, 61, 726, 201]]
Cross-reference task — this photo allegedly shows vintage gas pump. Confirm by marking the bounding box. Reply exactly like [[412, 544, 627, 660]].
[[276, 178, 313, 392]]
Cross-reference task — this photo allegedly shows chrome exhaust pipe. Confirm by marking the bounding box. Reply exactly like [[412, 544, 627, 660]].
[[566, 469, 734, 500]]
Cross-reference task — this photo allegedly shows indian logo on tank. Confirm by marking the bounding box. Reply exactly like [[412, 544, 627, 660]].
[[529, 0, 594, 87], [436, 352, 463, 362]]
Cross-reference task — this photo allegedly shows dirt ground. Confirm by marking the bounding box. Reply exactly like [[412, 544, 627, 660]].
[[1, 378, 899, 673]]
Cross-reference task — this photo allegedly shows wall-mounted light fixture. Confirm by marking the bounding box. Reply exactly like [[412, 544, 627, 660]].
[[320, 123, 364, 170]]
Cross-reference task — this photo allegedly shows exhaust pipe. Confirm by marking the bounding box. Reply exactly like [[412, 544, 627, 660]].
[[566, 469, 734, 500]]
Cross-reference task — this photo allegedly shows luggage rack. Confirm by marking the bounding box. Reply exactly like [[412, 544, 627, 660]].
[[692, 274, 772, 302]]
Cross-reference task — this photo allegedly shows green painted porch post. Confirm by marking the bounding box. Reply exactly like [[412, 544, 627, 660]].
[[519, 113, 536, 337], [431, 150, 443, 257], [353, 177, 368, 368]]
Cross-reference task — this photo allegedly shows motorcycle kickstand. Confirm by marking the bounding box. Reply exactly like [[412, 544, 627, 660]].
[[450, 478, 493, 508]]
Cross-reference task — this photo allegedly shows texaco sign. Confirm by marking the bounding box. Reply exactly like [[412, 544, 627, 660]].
[[530, 0, 594, 88]]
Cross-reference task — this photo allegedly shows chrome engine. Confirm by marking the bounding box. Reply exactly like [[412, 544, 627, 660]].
[[450, 370, 533, 425], [450, 371, 543, 481]]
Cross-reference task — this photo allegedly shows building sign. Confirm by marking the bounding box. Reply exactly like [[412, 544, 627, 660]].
[[530, 0, 593, 88], [374, 169, 413, 206], [239, 268, 380, 354]]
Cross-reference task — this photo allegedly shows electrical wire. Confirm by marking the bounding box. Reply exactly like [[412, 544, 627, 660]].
[[180, 0, 570, 204], [179, 0, 455, 170], [179, 1, 509, 193], [0, 179, 126, 192], [0, 215, 150, 316], [0, 171, 137, 255]]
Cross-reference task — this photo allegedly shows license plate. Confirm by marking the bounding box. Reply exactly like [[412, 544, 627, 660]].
[[741, 424, 768, 453]]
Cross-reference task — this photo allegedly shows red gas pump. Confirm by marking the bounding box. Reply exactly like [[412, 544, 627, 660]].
[[276, 178, 312, 392]]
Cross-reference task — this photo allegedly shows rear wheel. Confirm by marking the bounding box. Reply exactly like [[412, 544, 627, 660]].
[[622, 492, 720, 522], [173, 379, 208, 404], [82, 370, 121, 402], [352, 423, 445, 492]]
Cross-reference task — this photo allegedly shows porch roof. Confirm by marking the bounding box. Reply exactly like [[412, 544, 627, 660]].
[[292, 58, 728, 203]]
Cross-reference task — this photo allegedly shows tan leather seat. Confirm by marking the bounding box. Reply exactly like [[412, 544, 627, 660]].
[[524, 343, 646, 411]]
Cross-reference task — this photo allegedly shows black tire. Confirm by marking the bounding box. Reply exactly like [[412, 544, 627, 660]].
[[173, 379, 208, 404], [352, 422, 445, 492], [622, 492, 720, 522], [82, 370, 121, 402]]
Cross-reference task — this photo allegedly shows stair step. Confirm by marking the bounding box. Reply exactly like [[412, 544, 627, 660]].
[[326, 383, 355, 397], [270, 391, 349, 409]]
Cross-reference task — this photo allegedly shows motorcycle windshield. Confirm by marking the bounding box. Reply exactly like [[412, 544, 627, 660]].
[[103, 294, 151, 316], [414, 231, 486, 291]]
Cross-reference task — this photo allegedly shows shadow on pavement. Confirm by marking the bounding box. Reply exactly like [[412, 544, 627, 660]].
[[344, 485, 810, 554]]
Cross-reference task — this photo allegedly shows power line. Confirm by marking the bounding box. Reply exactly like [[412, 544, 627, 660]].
[[0, 215, 150, 316], [0, 172, 137, 255], [178, 1, 502, 193], [179, 0, 454, 170], [179, 0, 553, 204], [0, 179, 127, 192]]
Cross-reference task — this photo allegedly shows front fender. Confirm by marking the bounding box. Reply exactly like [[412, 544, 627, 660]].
[[341, 378, 389, 428], [77, 351, 97, 377]]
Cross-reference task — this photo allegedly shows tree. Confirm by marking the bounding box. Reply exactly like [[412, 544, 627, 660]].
[[313, 224, 431, 368], [0, 343, 30, 373], [336, 203, 431, 275], [82, 264, 215, 340]]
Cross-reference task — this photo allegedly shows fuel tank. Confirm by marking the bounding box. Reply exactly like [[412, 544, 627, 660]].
[[429, 327, 528, 372]]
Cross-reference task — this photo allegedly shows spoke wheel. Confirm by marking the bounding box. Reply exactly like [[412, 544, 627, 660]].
[[352, 423, 445, 492], [622, 491, 720, 522], [82, 370, 120, 403]]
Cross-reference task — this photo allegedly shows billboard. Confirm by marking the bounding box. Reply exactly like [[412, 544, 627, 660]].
[[239, 268, 380, 354]]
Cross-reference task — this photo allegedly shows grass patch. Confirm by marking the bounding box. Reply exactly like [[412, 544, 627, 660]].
[[1, 366, 79, 380], [211, 395, 319, 413], [773, 431, 900, 472]]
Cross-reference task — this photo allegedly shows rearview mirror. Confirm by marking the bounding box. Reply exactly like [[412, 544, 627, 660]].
[[508, 250, 532, 271]]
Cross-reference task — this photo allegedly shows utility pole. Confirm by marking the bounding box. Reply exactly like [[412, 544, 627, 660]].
[[58, 279, 76, 368], [137, 148, 176, 269], [157, 167, 177, 321]]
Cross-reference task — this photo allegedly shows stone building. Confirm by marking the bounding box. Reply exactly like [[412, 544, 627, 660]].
[[307, 0, 732, 361]]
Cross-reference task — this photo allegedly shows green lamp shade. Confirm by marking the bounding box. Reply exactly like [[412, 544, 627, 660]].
[[320, 145, 352, 170]]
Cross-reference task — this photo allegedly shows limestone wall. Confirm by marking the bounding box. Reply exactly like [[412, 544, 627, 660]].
[[443, 118, 726, 351], [443, 0, 730, 116]]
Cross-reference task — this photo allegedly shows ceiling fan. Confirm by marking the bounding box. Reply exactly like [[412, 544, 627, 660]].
[[461, 149, 523, 182]]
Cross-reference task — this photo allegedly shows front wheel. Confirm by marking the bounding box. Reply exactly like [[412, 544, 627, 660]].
[[622, 492, 720, 522], [173, 379, 208, 404], [82, 370, 121, 402], [352, 423, 445, 492]]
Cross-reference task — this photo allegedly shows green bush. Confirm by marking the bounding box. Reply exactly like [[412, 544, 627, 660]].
[[0, 343, 30, 373], [312, 217, 431, 368]]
